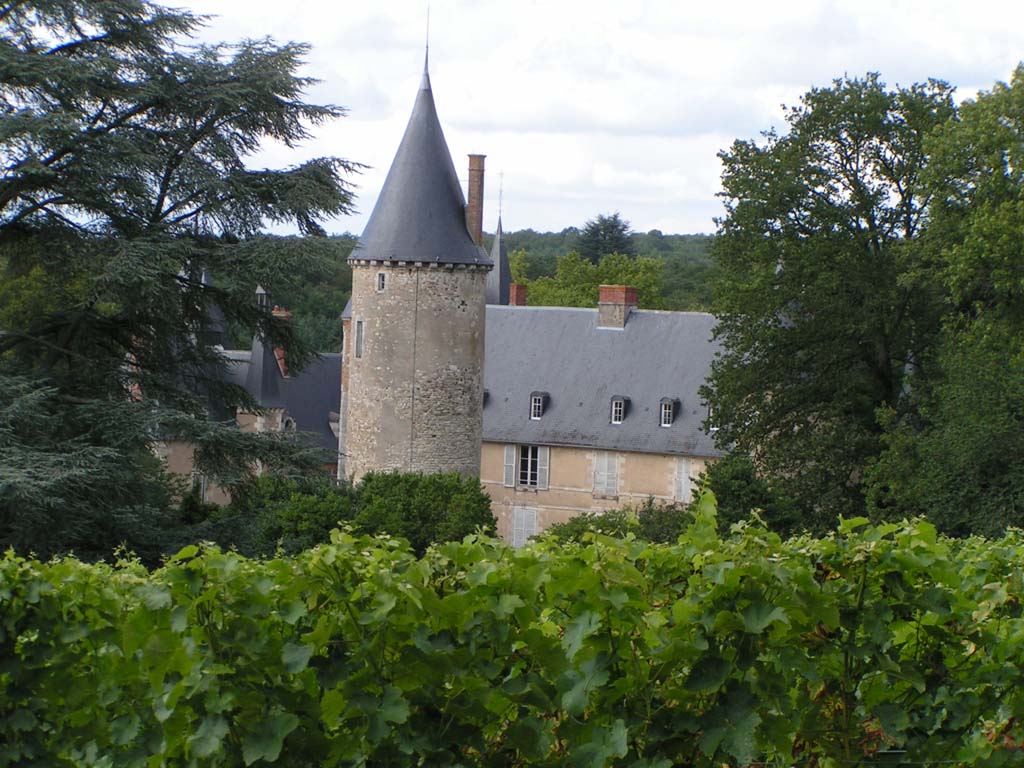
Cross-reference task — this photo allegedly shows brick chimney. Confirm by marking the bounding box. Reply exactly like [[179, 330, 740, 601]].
[[597, 285, 637, 328], [466, 154, 486, 247], [509, 283, 528, 306], [271, 305, 292, 377]]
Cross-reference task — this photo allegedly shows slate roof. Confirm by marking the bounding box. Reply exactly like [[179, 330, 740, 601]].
[[482, 306, 723, 457], [485, 217, 511, 305], [223, 348, 341, 455], [349, 62, 490, 267]]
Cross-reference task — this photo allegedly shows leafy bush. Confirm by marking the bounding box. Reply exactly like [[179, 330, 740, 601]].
[[3, 503, 1023, 765], [635, 498, 691, 541], [221, 471, 494, 557], [353, 471, 495, 555], [696, 452, 802, 536], [542, 508, 638, 542], [543, 500, 691, 544]]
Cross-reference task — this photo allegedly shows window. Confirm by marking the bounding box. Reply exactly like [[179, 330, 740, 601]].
[[610, 395, 630, 424], [504, 444, 550, 489], [594, 451, 618, 496], [519, 445, 539, 486], [530, 395, 543, 420], [376, 272, 386, 291], [675, 457, 693, 503], [354, 320, 364, 359], [707, 404, 718, 433], [511, 506, 538, 548], [660, 401, 674, 427]]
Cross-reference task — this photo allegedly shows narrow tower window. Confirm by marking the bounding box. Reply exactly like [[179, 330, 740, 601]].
[[355, 320, 364, 359], [376, 272, 386, 291]]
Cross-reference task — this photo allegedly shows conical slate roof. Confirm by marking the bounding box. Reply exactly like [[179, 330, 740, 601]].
[[485, 216, 511, 304], [245, 335, 282, 408], [350, 63, 490, 266]]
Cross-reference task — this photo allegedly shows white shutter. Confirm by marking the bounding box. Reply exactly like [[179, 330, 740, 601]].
[[594, 452, 618, 495], [525, 507, 537, 540], [503, 445, 516, 487], [676, 458, 692, 503], [593, 452, 606, 492], [512, 506, 538, 548], [537, 446, 550, 490]]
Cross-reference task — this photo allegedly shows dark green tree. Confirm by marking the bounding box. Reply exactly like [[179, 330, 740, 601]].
[[868, 65, 1024, 535], [694, 453, 801, 536], [0, 0, 359, 559], [575, 212, 635, 264], [352, 472, 495, 556], [706, 73, 955, 529]]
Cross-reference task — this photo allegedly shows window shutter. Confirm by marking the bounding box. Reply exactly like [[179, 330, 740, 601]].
[[676, 458, 692, 503], [593, 452, 606, 492], [607, 453, 618, 494], [512, 506, 538, 548], [525, 507, 538, 541], [512, 506, 525, 547], [537, 446, 550, 490], [503, 445, 516, 487]]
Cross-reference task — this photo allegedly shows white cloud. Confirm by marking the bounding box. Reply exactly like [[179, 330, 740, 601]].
[[180, 0, 1024, 235]]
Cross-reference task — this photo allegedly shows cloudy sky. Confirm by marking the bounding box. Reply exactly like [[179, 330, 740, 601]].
[[181, 0, 1024, 236]]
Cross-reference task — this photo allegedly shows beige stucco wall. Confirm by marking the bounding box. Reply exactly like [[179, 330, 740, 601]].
[[481, 441, 711, 542], [345, 262, 488, 481], [157, 440, 232, 506]]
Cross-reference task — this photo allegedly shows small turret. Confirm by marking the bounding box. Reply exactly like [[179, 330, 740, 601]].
[[486, 217, 511, 305]]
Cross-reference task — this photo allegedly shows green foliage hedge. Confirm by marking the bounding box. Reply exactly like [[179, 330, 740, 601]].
[[218, 471, 495, 558], [3, 499, 1023, 766]]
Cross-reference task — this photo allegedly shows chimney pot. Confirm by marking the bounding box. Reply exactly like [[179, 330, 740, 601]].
[[466, 154, 486, 247], [509, 283, 528, 306], [597, 284, 637, 328]]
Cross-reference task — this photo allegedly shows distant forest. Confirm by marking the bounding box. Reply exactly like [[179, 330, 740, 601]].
[[271, 230, 715, 353], [490, 228, 715, 311]]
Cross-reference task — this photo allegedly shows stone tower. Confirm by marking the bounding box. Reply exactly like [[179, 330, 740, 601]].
[[343, 58, 491, 482]]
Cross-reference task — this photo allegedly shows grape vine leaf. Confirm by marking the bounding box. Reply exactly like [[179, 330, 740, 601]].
[[242, 712, 299, 765], [282, 642, 314, 674]]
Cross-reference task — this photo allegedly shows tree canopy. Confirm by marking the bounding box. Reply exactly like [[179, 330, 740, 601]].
[[867, 65, 1024, 535], [516, 251, 664, 309], [706, 73, 955, 528], [575, 212, 635, 263], [0, 0, 360, 559]]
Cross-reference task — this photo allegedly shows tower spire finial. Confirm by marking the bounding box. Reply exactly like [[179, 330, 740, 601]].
[[499, 171, 504, 219], [424, 6, 430, 74]]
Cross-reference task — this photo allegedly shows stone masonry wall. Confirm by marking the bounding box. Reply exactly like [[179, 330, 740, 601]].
[[345, 262, 487, 481]]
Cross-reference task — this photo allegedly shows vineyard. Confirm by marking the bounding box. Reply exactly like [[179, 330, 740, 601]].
[[2, 496, 1023, 766]]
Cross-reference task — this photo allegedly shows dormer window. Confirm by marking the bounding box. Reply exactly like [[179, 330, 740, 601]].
[[660, 398, 679, 428], [530, 391, 549, 420], [610, 395, 630, 425], [376, 272, 386, 291]]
